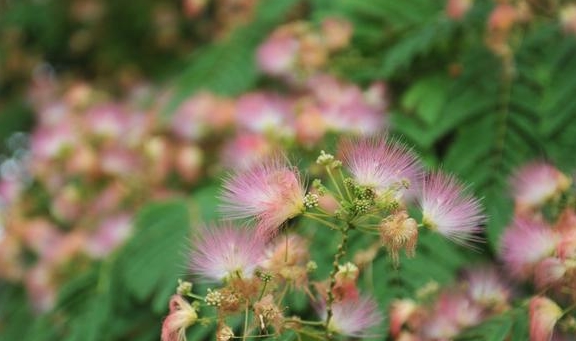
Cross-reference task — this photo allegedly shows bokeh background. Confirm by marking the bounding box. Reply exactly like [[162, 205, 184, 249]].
[[2, 0, 576, 340]]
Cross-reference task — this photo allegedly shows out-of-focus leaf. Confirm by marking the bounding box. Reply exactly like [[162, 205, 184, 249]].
[[117, 200, 190, 303]]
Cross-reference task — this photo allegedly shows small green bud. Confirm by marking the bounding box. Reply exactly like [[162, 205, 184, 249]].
[[177, 279, 193, 296], [304, 193, 320, 209], [316, 150, 335, 165], [306, 261, 318, 272], [205, 289, 223, 306]]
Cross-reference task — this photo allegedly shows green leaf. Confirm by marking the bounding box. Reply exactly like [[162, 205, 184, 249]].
[[117, 200, 190, 303]]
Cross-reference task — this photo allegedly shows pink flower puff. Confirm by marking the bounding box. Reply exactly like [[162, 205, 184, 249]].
[[320, 296, 382, 337], [339, 137, 423, 202], [221, 157, 306, 239], [419, 172, 485, 246], [190, 223, 266, 281], [463, 266, 511, 309], [500, 218, 558, 279], [511, 162, 571, 213]]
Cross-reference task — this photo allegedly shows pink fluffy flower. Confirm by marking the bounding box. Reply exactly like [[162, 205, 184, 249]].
[[340, 137, 422, 201], [86, 213, 133, 259], [256, 30, 299, 77], [307, 75, 386, 135], [221, 133, 275, 170], [529, 296, 562, 341], [221, 158, 306, 238], [235, 92, 294, 137], [534, 257, 567, 289], [419, 172, 485, 245], [161, 295, 198, 341], [511, 162, 571, 213], [500, 218, 558, 279], [320, 296, 382, 337], [84, 104, 130, 141], [463, 266, 510, 309], [421, 292, 483, 339], [190, 223, 265, 281], [389, 299, 417, 338]]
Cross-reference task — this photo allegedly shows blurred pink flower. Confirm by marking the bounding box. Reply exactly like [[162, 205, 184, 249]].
[[30, 123, 77, 161], [86, 213, 133, 259], [389, 299, 417, 338], [235, 92, 295, 137], [561, 5, 576, 34], [511, 162, 571, 213], [419, 172, 485, 245], [25, 262, 56, 313], [534, 257, 567, 290], [190, 223, 265, 281], [500, 218, 558, 279], [463, 266, 510, 310], [256, 29, 299, 77], [320, 296, 382, 337], [84, 104, 130, 141], [171, 92, 233, 141], [221, 158, 305, 238], [446, 0, 472, 21], [321, 17, 353, 50], [221, 133, 274, 170], [307, 75, 385, 134], [529, 296, 562, 341]]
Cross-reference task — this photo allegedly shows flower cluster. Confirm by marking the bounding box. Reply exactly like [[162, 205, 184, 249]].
[[499, 161, 576, 340], [257, 17, 353, 82], [164, 139, 485, 340], [389, 266, 511, 340], [0, 15, 385, 312]]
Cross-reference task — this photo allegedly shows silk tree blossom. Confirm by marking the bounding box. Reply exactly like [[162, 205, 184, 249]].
[[463, 267, 510, 310], [319, 296, 382, 337], [190, 223, 265, 281], [500, 218, 558, 279], [235, 92, 295, 137], [511, 162, 571, 213], [256, 29, 299, 77], [419, 172, 485, 245], [529, 296, 562, 341], [340, 137, 423, 202], [221, 158, 306, 238], [161, 295, 198, 341], [307, 75, 386, 135]]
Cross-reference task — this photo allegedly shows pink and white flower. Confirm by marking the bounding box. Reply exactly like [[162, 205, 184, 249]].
[[511, 162, 571, 213], [190, 223, 265, 281], [256, 30, 299, 77], [161, 295, 198, 341], [463, 266, 510, 309], [235, 92, 294, 137], [419, 172, 485, 245], [320, 296, 382, 337], [500, 218, 558, 279], [340, 137, 422, 201], [529, 296, 562, 341], [221, 158, 306, 238]]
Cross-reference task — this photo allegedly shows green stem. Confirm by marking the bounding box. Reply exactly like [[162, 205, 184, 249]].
[[303, 213, 341, 231], [338, 168, 353, 201], [242, 305, 250, 341], [186, 293, 206, 301], [325, 225, 351, 339], [284, 318, 326, 327], [326, 166, 345, 201], [258, 280, 269, 301]]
